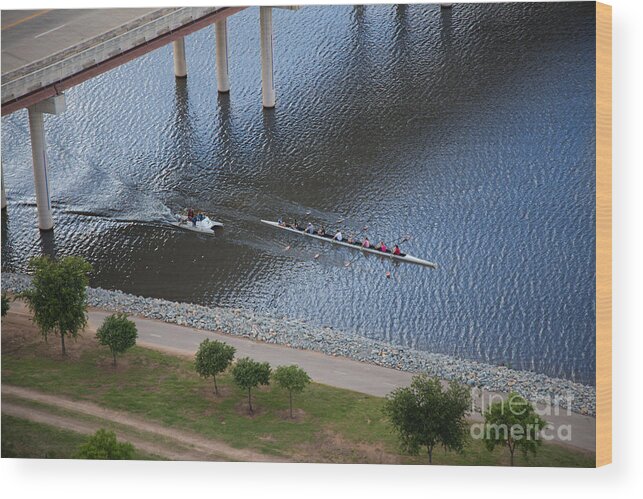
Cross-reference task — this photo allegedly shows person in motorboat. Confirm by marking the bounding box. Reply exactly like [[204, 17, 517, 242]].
[[362, 238, 371, 248], [187, 208, 195, 221], [334, 230, 343, 242], [306, 222, 315, 234], [392, 244, 402, 256], [375, 241, 387, 252]]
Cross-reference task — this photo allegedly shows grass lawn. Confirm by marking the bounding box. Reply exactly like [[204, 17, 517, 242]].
[[0, 414, 153, 460], [1, 318, 595, 466]]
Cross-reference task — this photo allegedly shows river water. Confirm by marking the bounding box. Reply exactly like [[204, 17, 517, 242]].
[[1, 3, 596, 385]]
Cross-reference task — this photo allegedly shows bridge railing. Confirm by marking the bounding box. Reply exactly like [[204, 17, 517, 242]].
[[1, 6, 222, 105]]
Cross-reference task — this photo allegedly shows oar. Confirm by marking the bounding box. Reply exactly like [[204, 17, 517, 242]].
[[344, 255, 360, 267], [313, 245, 335, 261], [314, 244, 336, 261], [344, 241, 364, 267], [393, 234, 413, 247]]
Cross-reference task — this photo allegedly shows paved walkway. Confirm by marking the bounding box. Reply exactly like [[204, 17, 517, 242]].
[[6, 302, 596, 453]]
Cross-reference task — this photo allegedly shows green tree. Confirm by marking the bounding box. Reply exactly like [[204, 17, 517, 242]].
[[75, 429, 134, 460], [96, 313, 138, 366], [20, 256, 92, 356], [194, 339, 235, 395], [232, 357, 271, 414], [273, 365, 311, 418], [1, 292, 9, 317], [482, 392, 547, 466], [383, 374, 471, 464]]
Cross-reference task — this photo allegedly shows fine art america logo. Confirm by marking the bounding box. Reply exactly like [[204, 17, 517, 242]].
[[468, 388, 574, 442]]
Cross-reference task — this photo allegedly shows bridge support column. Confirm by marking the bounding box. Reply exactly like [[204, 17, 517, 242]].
[[215, 20, 230, 93], [28, 109, 53, 230], [28, 94, 66, 231], [1, 162, 7, 210], [173, 37, 187, 78], [260, 6, 275, 108]]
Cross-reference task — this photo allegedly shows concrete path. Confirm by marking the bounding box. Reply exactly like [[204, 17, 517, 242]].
[[6, 302, 597, 453]]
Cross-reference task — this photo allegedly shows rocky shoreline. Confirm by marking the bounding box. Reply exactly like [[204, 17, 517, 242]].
[[1, 272, 596, 416]]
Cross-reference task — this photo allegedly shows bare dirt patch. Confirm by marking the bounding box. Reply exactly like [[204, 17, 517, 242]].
[[2, 313, 44, 353], [294, 429, 401, 464], [2, 305, 99, 360], [199, 384, 234, 401], [276, 408, 307, 422], [95, 356, 134, 372], [234, 399, 266, 418]]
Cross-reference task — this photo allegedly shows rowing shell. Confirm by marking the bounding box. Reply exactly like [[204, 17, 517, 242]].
[[261, 220, 437, 269]]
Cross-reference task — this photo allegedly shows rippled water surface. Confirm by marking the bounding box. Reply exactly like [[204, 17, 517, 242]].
[[1, 3, 596, 384]]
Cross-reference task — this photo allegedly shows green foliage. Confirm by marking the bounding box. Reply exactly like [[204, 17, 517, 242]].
[[1, 435, 17, 458], [96, 313, 138, 366], [232, 357, 271, 414], [19, 256, 92, 356], [1, 292, 9, 317], [273, 365, 311, 418], [194, 339, 235, 395], [383, 374, 471, 464], [2, 343, 595, 466], [1, 414, 157, 460], [482, 392, 547, 466], [74, 429, 134, 460], [273, 365, 311, 394]]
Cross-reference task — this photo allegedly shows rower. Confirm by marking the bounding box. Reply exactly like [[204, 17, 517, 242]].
[[392, 244, 401, 255], [375, 241, 387, 252], [278, 217, 285, 226], [306, 222, 314, 234], [362, 238, 370, 248], [317, 227, 326, 236], [334, 230, 343, 242]]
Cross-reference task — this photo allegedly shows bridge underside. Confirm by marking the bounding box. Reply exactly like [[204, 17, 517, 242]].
[[1, 6, 246, 116]]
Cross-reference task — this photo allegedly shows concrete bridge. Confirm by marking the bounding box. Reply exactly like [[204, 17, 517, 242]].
[[0, 5, 302, 229], [1, 4, 453, 231]]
